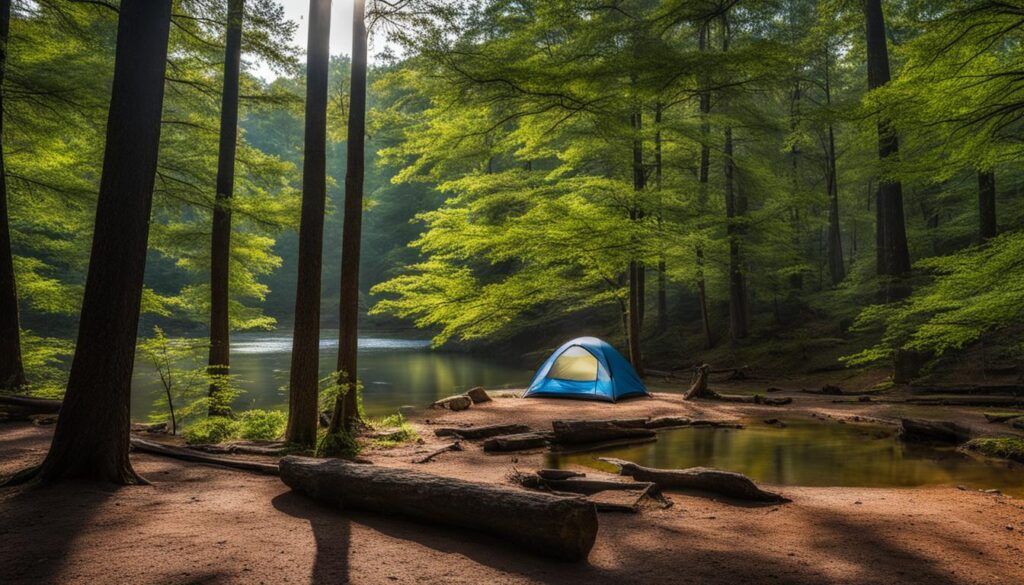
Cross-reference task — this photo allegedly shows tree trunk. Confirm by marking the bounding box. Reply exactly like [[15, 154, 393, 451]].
[[695, 22, 714, 349], [627, 107, 644, 375], [788, 79, 804, 292], [285, 0, 332, 448], [0, 0, 25, 390], [654, 102, 668, 332], [823, 44, 844, 286], [721, 14, 748, 341], [864, 0, 910, 277], [331, 0, 368, 434], [207, 0, 245, 416], [280, 456, 599, 561], [978, 170, 996, 241], [28, 0, 173, 485]]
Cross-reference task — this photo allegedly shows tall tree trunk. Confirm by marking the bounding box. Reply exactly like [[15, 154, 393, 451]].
[[864, 0, 910, 277], [695, 22, 714, 349], [29, 0, 172, 484], [654, 102, 667, 332], [824, 44, 845, 285], [627, 107, 644, 375], [788, 80, 803, 291], [721, 14, 748, 341], [285, 0, 331, 448], [331, 0, 368, 434], [977, 170, 996, 241], [0, 0, 26, 390], [207, 0, 245, 416]]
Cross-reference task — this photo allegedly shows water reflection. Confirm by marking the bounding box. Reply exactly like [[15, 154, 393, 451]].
[[548, 418, 1024, 497], [131, 331, 531, 419]]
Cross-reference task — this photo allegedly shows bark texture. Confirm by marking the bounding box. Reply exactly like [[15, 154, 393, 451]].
[[0, 0, 25, 390], [31, 0, 173, 484], [285, 0, 332, 448], [207, 0, 245, 415], [551, 419, 655, 445], [279, 455, 599, 561], [864, 0, 911, 277], [333, 0, 368, 433]]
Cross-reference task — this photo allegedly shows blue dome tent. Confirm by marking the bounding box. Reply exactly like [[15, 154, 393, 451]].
[[523, 337, 649, 402]]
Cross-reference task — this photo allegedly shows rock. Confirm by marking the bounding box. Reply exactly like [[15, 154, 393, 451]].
[[433, 395, 472, 411], [464, 387, 492, 404]]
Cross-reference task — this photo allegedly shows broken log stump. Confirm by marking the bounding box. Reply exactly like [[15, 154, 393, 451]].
[[898, 418, 972, 443], [599, 458, 788, 503], [434, 423, 530, 440], [551, 419, 656, 445], [279, 456, 598, 561], [482, 432, 552, 452], [464, 387, 492, 404]]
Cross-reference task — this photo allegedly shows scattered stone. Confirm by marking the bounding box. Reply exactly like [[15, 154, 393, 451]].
[[464, 387, 492, 404], [432, 395, 472, 411], [1007, 525, 1015, 531], [957, 485, 967, 491]]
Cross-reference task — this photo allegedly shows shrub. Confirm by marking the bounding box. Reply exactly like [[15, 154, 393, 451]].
[[184, 416, 239, 445], [238, 409, 287, 441], [367, 413, 419, 447]]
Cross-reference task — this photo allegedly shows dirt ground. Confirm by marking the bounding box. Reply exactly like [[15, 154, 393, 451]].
[[2, 387, 1024, 585]]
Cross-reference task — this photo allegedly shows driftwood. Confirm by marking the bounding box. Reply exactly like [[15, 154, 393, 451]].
[[519, 475, 659, 496], [464, 387, 492, 404], [645, 416, 692, 429], [983, 413, 1023, 423], [599, 458, 788, 503], [189, 441, 288, 456], [552, 435, 658, 455], [0, 395, 63, 420], [551, 419, 656, 445], [280, 456, 598, 561], [898, 418, 972, 443], [129, 437, 280, 475], [434, 423, 530, 440], [536, 469, 585, 480], [412, 441, 463, 464], [482, 432, 552, 452]]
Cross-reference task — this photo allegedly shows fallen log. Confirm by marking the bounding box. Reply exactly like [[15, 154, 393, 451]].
[[599, 457, 788, 503], [645, 416, 692, 429], [280, 456, 598, 561], [902, 396, 1024, 407], [189, 441, 288, 456], [983, 412, 1023, 423], [898, 418, 972, 443], [412, 441, 462, 464], [552, 435, 658, 455], [434, 423, 530, 440], [536, 469, 586, 481], [129, 437, 280, 475], [909, 384, 1024, 396], [551, 419, 655, 445], [482, 432, 551, 452], [0, 395, 63, 420], [519, 475, 659, 496]]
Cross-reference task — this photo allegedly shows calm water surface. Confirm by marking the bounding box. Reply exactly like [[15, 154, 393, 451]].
[[549, 418, 1024, 497], [131, 332, 532, 419]]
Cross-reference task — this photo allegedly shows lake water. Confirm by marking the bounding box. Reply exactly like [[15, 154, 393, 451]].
[[548, 418, 1024, 497], [131, 332, 532, 420]]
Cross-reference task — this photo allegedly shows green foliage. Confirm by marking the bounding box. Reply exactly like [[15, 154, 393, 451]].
[[316, 429, 361, 458], [964, 438, 1024, 464], [184, 416, 240, 445], [237, 409, 287, 441], [366, 413, 419, 447], [19, 333, 73, 399], [137, 327, 215, 433], [845, 232, 1024, 365]]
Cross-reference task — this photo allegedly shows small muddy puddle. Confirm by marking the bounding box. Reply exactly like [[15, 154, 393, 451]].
[[547, 418, 1024, 497]]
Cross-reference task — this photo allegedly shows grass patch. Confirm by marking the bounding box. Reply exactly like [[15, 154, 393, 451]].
[[237, 409, 287, 440], [316, 429, 361, 458], [365, 413, 420, 448], [183, 416, 239, 445], [964, 437, 1024, 463]]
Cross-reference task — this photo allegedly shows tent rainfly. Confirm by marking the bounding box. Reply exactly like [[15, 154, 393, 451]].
[[523, 337, 649, 402]]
